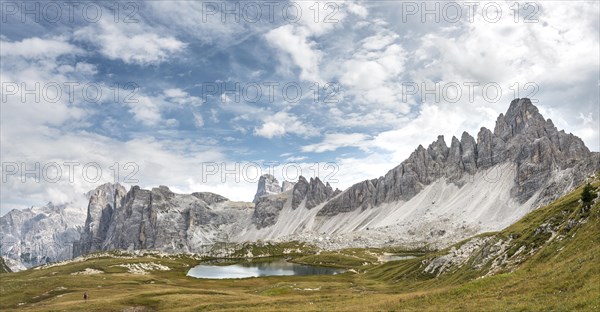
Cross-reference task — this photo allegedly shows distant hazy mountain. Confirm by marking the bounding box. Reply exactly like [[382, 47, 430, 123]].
[[0, 201, 86, 271]]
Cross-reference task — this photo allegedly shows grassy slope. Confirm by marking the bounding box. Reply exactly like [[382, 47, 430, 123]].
[[375, 179, 600, 311], [0, 180, 598, 311]]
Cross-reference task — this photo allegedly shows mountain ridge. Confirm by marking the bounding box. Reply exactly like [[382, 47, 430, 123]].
[[1, 98, 598, 271], [318, 98, 596, 216]]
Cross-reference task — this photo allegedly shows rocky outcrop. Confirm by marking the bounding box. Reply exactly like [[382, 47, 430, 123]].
[[291, 176, 338, 210], [318, 98, 598, 216], [498, 101, 593, 203], [249, 175, 340, 229], [306, 179, 336, 209], [73, 186, 253, 256], [291, 177, 309, 209], [424, 237, 494, 276], [281, 181, 296, 192], [191, 192, 228, 205], [0, 256, 11, 273], [252, 195, 287, 229], [253, 174, 281, 203], [74, 183, 127, 257]]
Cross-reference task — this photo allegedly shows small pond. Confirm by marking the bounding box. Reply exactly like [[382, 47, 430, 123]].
[[380, 254, 418, 262], [187, 259, 345, 279]]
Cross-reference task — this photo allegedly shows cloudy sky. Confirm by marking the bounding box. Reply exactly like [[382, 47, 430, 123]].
[[1, 1, 598, 215]]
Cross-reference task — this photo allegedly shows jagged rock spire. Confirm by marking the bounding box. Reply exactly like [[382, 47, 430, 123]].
[[253, 174, 281, 203], [318, 98, 596, 216]]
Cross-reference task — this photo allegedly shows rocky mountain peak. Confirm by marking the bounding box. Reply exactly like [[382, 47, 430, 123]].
[[306, 177, 334, 209], [494, 98, 547, 141], [74, 183, 127, 257], [291, 176, 336, 210], [291, 176, 309, 209], [318, 99, 598, 217], [253, 174, 281, 203], [427, 135, 449, 162], [152, 185, 176, 201]]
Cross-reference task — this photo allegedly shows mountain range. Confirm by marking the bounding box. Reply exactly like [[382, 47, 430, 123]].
[[1, 98, 598, 271]]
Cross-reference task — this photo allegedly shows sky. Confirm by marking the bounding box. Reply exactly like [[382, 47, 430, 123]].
[[1, 0, 599, 215]]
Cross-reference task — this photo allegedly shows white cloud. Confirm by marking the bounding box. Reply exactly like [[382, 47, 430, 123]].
[[164, 88, 187, 98], [74, 19, 186, 65], [220, 94, 232, 104], [125, 94, 163, 126], [0, 129, 260, 215], [286, 156, 308, 162], [119, 88, 205, 127], [339, 43, 407, 107], [0, 36, 82, 59], [145, 1, 250, 46], [409, 2, 599, 85], [371, 103, 478, 162], [265, 25, 323, 82], [254, 111, 318, 139], [402, 1, 599, 150], [329, 153, 397, 190], [193, 112, 204, 128], [264, 1, 366, 83], [347, 1, 368, 18], [302, 133, 371, 153], [0, 37, 88, 128], [361, 32, 399, 51], [164, 88, 202, 106], [74, 62, 98, 75]]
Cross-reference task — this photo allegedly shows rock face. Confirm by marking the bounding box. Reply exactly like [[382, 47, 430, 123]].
[[251, 176, 338, 229], [252, 195, 287, 229], [192, 192, 228, 205], [0, 200, 87, 271], [73, 186, 253, 257], [281, 181, 296, 192], [291, 177, 309, 209], [291, 176, 338, 210], [74, 183, 127, 257], [253, 174, 282, 203], [318, 98, 597, 216], [0, 256, 11, 273]]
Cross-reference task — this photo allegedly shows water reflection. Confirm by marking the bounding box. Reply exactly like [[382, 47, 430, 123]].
[[380, 254, 417, 262], [187, 259, 344, 279]]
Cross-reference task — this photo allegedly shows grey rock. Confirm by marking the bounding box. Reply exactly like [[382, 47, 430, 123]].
[[252, 195, 287, 229], [253, 174, 281, 203], [318, 98, 598, 216], [74, 186, 252, 256], [74, 183, 126, 257], [281, 181, 296, 192], [460, 131, 478, 174], [445, 136, 464, 182], [306, 178, 335, 209], [291, 176, 309, 209], [191, 192, 229, 205], [291, 176, 336, 210]]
